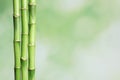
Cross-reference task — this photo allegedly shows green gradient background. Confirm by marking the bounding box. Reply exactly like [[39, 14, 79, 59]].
[[0, 0, 120, 80]]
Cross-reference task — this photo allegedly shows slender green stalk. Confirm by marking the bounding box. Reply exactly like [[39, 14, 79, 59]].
[[21, 0, 29, 80], [13, 0, 21, 80], [28, 0, 36, 80]]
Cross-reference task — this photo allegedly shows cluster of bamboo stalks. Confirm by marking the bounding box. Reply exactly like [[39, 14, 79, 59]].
[[13, 0, 36, 80]]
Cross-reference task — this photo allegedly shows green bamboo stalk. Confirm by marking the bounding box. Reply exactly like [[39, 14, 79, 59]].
[[28, 0, 36, 80], [13, 0, 21, 80], [21, 0, 29, 80]]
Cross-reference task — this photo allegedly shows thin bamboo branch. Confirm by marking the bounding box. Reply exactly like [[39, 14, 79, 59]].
[[28, 0, 36, 80], [21, 0, 29, 80], [13, 0, 21, 80]]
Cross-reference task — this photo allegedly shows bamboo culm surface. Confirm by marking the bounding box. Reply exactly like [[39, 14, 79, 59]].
[[13, 0, 21, 80], [13, 0, 36, 79], [28, 0, 36, 80], [21, 0, 29, 80]]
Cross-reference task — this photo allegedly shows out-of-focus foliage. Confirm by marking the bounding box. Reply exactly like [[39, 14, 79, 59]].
[[1, 0, 120, 80]]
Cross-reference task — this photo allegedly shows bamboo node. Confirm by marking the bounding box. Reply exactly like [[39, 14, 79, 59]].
[[13, 40, 20, 42], [29, 2, 36, 6], [29, 22, 36, 25], [28, 68, 35, 70], [13, 14, 20, 18], [21, 57, 27, 61], [21, 8, 28, 10], [28, 44, 35, 47]]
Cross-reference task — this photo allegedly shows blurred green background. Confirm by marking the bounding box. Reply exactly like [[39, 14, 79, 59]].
[[0, 0, 120, 80]]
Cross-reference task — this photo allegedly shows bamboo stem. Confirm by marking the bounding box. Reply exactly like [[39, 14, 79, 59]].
[[28, 0, 36, 80], [13, 0, 21, 80], [21, 0, 29, 80]]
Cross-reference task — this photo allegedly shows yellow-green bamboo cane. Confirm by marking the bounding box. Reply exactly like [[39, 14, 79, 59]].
[[28, 0, 36, 80], [13, 0, 21, 80], [21, 0, 29, 80]]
